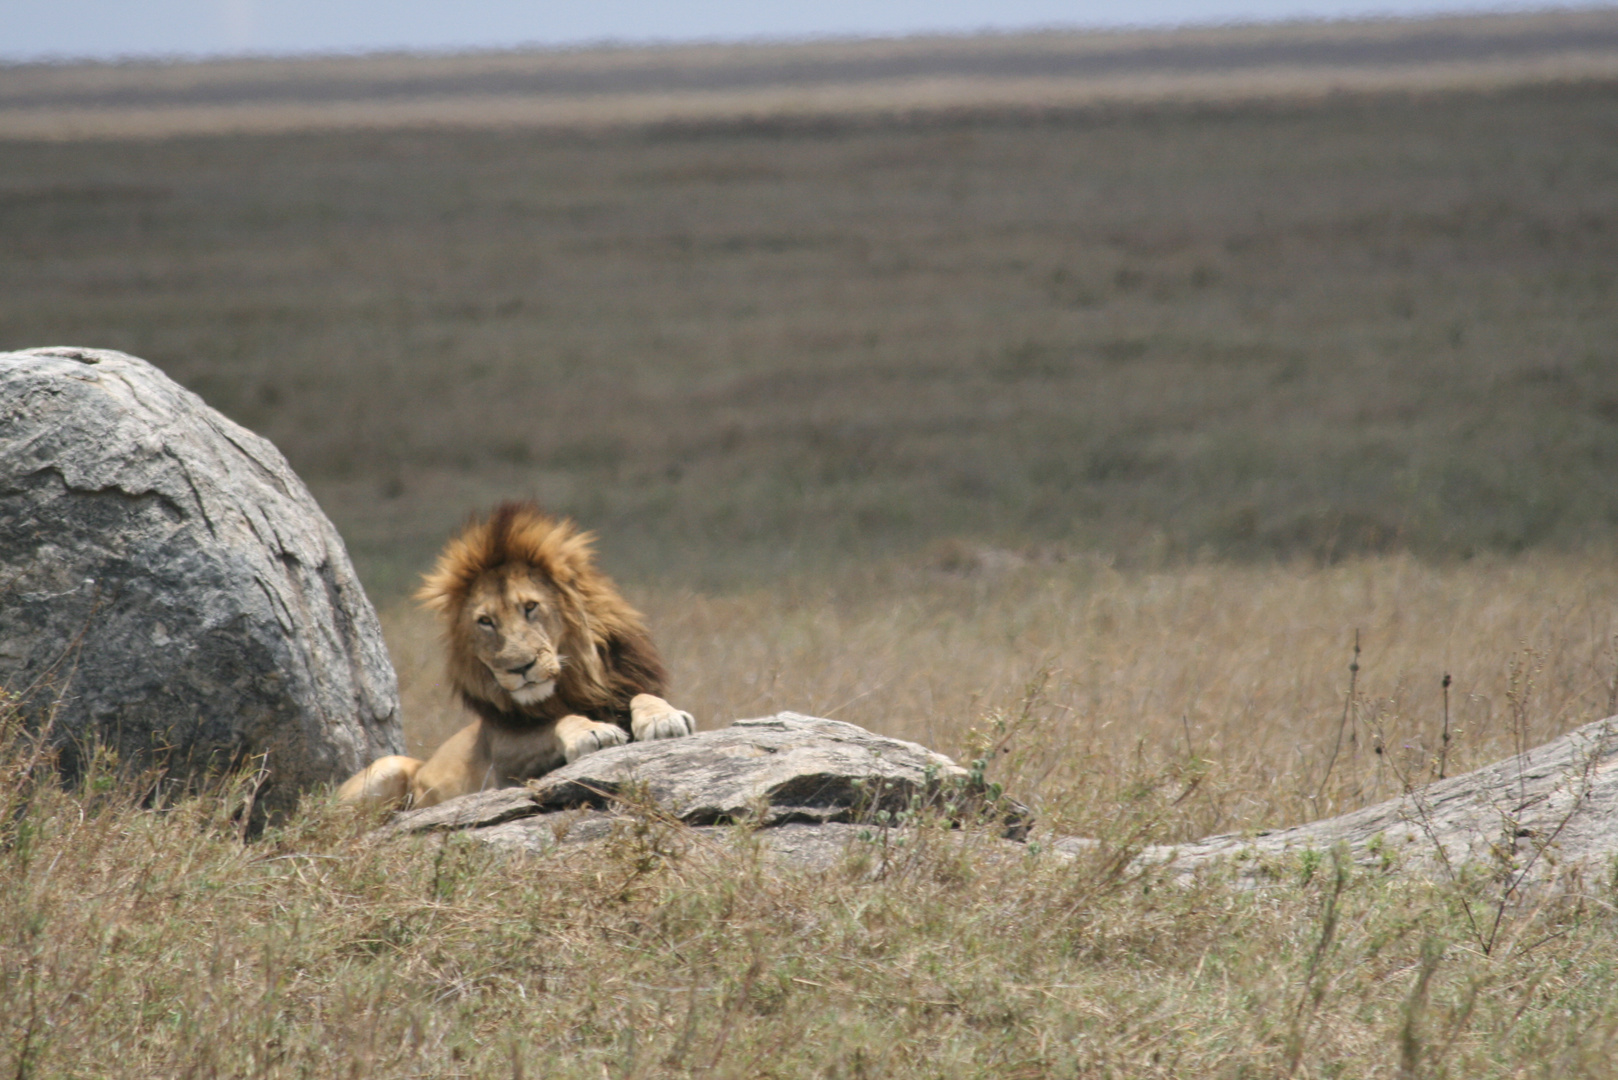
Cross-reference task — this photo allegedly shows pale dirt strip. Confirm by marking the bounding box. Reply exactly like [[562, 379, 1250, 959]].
[[6, 8, 1613, 102], [5, 50, 1618, 141]]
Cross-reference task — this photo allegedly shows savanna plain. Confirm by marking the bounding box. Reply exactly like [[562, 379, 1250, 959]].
[[5, 22, 1618, 1074]]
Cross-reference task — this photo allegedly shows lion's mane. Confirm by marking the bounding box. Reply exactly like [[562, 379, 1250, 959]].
[[416, 501, 668, 732]]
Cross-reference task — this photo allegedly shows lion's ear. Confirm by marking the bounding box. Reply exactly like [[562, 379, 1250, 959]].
[[540, 523, 599, 587], [415, 538, 473, 617], [415, 578, 452, 616]]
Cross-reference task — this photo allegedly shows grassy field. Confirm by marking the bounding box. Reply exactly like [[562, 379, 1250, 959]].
[[6, 14, 1618, 1075], [4, 35, 1618, 593], [5, 553, 1618, 1078]]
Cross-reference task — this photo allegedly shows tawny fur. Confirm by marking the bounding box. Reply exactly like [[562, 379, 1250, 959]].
[[337, 502, 693, 810]]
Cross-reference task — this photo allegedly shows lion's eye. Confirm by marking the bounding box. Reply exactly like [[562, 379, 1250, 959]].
[[523, 600, 539, 617], [476, 615, 495, 629]]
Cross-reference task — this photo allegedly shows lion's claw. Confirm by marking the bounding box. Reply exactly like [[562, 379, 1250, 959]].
[[632, 703, 695, 742], [630, 693, 696, 742], [561, 722, 629, 763]]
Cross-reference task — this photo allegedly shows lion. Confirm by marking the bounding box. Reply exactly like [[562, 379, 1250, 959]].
[[337, 501, 694, 810]]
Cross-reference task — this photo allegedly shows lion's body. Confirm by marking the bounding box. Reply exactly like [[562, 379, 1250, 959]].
[[337, 502, 694, 810]]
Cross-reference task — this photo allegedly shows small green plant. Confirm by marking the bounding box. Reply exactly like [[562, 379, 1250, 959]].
[[1283, 847, 1349, 1078]]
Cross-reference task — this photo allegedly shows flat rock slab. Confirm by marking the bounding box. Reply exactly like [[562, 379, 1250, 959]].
[[468, 813, 886, 869], [0, 347, 401, 816], [383, 713, 1029, 851], [472, 816, 1032, 873], [1143, 714, 1618, 884], [381, 711, 1618, 884], [530, 712, 1016, 827]]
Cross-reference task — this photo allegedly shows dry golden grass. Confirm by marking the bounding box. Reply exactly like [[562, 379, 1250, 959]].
[[387, 549, 1618, 842], [7, 552, 1618, 1078]]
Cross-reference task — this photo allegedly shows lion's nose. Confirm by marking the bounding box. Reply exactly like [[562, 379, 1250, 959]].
[[508, 660, 536, 677]]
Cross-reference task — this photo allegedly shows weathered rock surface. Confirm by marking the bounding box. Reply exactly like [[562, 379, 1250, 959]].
[[526, 712, 1026, 829], [383, 713, 1029, 857], [473, 816, 1024, 873], [379, 710, 1618, 885], [0, 347, 402, 816], [1140, 714, 1618, 884]]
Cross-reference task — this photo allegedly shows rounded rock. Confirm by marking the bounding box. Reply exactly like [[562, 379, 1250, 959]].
[[0, 347, 403, 816]]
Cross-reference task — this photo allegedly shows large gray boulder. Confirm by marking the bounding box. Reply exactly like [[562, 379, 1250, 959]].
[[0, 347, 402, 816]]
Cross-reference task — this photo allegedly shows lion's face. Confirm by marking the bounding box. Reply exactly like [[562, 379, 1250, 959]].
[[420, 501, 665, 721], [458, 565, 570, 707]]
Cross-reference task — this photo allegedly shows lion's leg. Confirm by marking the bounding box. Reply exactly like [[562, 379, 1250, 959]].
[[336, 755, 422, 810], [409, 721, 495, 809], [555, 713, 629, 763], [630, 693, 695, 742]]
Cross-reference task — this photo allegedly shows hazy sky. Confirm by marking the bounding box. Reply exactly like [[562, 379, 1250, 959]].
[[0, 0, 1596, 63]]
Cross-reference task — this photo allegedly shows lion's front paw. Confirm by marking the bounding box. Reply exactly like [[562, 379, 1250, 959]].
[[559, 719, 629, 763], [631, 694, 696, 742]]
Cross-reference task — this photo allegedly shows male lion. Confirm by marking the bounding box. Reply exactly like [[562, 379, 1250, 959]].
[[337, 501, 694, 809]]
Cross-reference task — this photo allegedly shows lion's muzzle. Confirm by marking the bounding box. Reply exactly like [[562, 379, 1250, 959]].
[[490, 646, 561, 704], [509, 678, 557, 705]]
